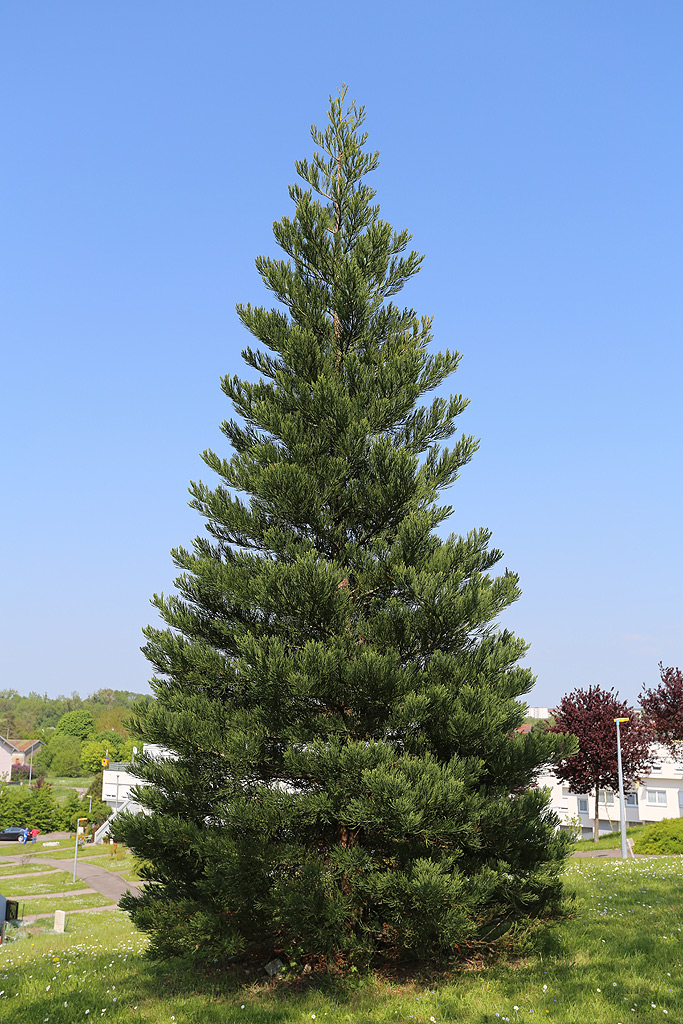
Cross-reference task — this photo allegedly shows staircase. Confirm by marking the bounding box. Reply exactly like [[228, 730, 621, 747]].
[[94, 798, 132, 844]]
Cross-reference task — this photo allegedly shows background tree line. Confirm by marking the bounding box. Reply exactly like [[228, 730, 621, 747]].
[[0, 687, 147, 740], [3, 689, 150, 779]]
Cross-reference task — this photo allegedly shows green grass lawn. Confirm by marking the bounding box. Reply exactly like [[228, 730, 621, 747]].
[[2, 838, 110, 856], [4, 870, 91, 897], [43, 775, 94, 803], [2, 857, 682, 1023], [0, 838, 74, 856], [0, 861, 55, 876], [39, 845, 119, 860], [90, 850, 143, 879], [572, 824, 646, 851], [18, 892, 116, 915]]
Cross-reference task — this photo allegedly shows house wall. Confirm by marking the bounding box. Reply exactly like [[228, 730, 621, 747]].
[[11, 741, 42, 767], [0, 745, 11, 782], [101, 744, 173, 811], [537, 742, 683, 838]]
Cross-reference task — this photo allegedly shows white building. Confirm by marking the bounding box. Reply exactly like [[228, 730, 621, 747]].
[[537, 742, 683, 839], [97, 744, 173, 840]]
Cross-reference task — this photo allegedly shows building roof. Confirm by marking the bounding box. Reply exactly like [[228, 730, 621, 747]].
[[6, 738, 42, 752]]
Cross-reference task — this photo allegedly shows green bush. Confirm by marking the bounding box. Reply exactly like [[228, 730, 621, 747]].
[[57, 792, 111, 831], [34, 733, 83, 777], [81, 735, 132, 773], [632, 817, 683, 854], [0, 783, 59, 832], [55, 708, 96, 741]]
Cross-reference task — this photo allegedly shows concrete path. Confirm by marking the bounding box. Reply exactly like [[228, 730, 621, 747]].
[[0, 853, 141, 903], [73, 857, 141, 902], [572, 849, 675, 858]]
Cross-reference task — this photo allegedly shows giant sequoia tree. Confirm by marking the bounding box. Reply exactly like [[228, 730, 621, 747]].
[[117, 90, 573, 964]]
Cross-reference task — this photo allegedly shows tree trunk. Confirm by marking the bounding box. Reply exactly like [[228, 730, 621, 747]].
[[593, 789, 600, 843]]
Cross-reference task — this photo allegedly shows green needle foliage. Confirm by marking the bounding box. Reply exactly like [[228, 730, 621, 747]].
[[116, 88, 574, 966]]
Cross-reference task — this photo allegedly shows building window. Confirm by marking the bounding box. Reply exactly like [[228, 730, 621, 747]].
[[599, 789, 614, 805], [646, 790, 667, 806], [625, 792, 638, 807], [578, 797, 588, 813]]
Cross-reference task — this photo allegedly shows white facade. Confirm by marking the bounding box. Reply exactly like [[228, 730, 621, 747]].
[[537, 742, 683, 838], [101, 743, 171, 814]]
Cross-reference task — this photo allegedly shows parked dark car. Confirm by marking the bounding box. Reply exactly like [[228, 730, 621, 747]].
[[0, 826, 26, 842]]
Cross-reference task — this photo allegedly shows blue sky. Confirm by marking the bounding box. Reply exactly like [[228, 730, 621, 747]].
[[2, 3, 681, 706]]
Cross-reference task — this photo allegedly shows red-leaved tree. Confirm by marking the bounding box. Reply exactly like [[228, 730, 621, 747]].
[[549, 685, 655, 842], [640, 664, 683, 761]]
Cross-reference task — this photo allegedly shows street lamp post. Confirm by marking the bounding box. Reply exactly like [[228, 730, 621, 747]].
[[72, 816, 88, 882], [614, 717, 629, 859]]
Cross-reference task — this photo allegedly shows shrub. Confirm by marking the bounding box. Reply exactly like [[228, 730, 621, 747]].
[[632, 817, 683, 855], [0, 784, 59, 831]]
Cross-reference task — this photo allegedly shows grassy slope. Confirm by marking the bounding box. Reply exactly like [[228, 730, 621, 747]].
[[572, 824, 646, 851], [44, 776, 94, 803], [1, 858, 682, 1023]]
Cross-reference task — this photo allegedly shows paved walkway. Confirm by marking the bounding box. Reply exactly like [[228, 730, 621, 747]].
[[572, 849, 676, 858], [0, 852, 141, 905], [0, 848, 142, 926]]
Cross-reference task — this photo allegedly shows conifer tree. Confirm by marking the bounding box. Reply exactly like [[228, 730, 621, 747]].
[[117, 88, 574, 964]]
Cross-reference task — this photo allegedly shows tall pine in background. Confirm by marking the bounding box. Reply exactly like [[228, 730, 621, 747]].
[[117, 89, 574, 964]]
